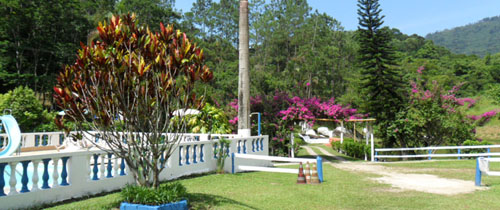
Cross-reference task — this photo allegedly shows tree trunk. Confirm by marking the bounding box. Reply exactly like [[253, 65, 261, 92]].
[[238, 0, 250, 136]]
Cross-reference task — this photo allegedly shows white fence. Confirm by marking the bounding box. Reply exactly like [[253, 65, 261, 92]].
[[0, 131, 239, 151], [373, 145, 500, 161], [231, 153, 324, 182], [0, 134, 268, 209]]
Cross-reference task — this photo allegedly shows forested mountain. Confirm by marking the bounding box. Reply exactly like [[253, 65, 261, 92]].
[[426, 16, 500, 57]]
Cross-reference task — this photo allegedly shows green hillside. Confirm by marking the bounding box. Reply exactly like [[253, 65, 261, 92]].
[[426, 16, 500, 57]]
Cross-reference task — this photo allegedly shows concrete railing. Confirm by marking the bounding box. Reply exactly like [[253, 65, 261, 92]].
[[0, 131, 240, 151], [0, 134, 268, 209]]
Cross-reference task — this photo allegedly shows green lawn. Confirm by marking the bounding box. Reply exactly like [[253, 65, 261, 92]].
[[45, 148, 500, 210]]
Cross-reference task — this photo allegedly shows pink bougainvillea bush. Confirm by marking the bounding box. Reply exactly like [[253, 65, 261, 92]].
[[388, 66, 497, 149], [227, 91, 359, 156]]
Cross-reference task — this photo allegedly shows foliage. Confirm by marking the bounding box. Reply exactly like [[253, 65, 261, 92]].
[[461, 139, 493, 155], [0, 0, 93, 95], [426, 15, 500, 57], [387, 67, 496, 148], [53, 14, 212, 188], [213, 138, 230, 173], [121, 182, 187, 205], [356, 0, 404, 143], [229, 92, 358, 156], [0, 86, 46, 131], [185, 103, 231, 134], [331, 138, 371, 159], [116, 0, 180, 30]]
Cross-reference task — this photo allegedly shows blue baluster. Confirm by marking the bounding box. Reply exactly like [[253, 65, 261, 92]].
[[42, 135, 48, 146], [0, 163, 6, 196], [60, 157, 70, 186], [20, 161, 31, 193], [213, 144, 218, 158], [255, 139, 260, 151], [193, 145, 198, 164], [179, 146, 183, 166], [95, 134, 100, 143], [237, 140, 241, 153], [260, 139, 264, 151], [185, 145, 191, 165], [160, 152, 165, 168], [92, 154, 99, 180], [200, 144, 204, 162], [42, 158, 51, 189], [252, 140, 255, 152], [226, 142, 230, 154], [107, 153, 113, 178], [35, 135, 40, 147], [243, 140, 247, 154], [120, 158, 126, 176], [59, 134, 65, 145]]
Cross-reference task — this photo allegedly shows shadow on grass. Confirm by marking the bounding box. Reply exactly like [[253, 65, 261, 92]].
[[188, 193, 257, 210], [297, 150, 358, 163]]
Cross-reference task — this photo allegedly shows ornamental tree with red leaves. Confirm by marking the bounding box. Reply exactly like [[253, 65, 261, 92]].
[[53, 14, 212, 188]]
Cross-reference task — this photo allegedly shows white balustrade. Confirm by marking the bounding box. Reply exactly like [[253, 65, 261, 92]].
[[52, 158, 59, 188], [9, 161, 18, 195], [0, 134, 268, 209], [32, 160, 40, 191]]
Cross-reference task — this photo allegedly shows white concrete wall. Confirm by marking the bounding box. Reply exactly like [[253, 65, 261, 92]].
[[0, 134, 268, 209]]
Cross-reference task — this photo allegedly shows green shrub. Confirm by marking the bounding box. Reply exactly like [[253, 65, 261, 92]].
[[462, 140, 492, 154], [121, 182, 187, 205], [332, 138, 372, 159], [181, 103, 231, 134], [214, 138, 231, 173], [0, 86, 45, 132]]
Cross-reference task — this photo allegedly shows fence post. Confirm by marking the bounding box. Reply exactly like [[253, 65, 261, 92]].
[[375, 151, 378, 162], [231, 153, 235, 174], [428, 149, 431, 160], [316, 156, 323, 183], [488, 148, 491, 158], [458, 149, 461, 160], [475, 158, 482, 186]]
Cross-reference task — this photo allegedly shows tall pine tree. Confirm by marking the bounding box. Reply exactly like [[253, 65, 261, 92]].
[[357, 0, 403, 144]]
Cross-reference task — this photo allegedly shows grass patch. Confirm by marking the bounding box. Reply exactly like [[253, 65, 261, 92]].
[[47, 150, 500, 210]]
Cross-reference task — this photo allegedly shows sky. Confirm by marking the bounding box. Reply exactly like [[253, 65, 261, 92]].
[[175, 0, 500, 36]]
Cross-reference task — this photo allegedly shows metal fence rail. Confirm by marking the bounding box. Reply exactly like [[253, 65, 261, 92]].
[[373, 145, 500, 161]]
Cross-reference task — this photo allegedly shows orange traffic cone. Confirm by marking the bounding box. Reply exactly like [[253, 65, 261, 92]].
[[297, 162, 306, 184], [305, 161, 311, 184], [311, 163, 320, 184]]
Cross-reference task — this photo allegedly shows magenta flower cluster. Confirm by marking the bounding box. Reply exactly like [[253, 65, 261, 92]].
[[413, 66, 496, 125], [411, 67, 476, 111], [278, 96, 357, 123], [468, 110, 498, 126]]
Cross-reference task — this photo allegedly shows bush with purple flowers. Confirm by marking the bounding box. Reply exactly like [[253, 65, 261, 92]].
[[388, 66, 497, 149], [228, 91, 359, 156]]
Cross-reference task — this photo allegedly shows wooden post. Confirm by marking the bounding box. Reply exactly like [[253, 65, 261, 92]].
[[353, 122, 356, 142], [370, 124, 375, 162]]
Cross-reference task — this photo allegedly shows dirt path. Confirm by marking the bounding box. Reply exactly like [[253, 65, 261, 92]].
[[304, 145, 482, 195]]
